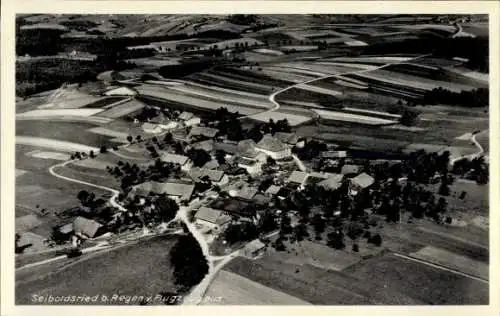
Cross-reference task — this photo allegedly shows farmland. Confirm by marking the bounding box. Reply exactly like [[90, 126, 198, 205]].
[[15, 14, 490, 306], [16, 235, 180, 305]]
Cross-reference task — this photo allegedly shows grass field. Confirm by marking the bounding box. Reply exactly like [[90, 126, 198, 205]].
[[202, 270, 311, 305], [16, 120, 127, 148], [343, 252, 488, 304], [225, 255, 423, 305], [410, 246, 488, 280], [16, 235, 180, 305]]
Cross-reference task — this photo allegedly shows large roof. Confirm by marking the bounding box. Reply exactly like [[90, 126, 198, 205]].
[[189, 167, 225, 182], [131, 181, 194, 200], [341, 164, 362, 175], [178, 111, 194, 121], [189, 126, 218, 138], [256, 134, 288, 152], [160, 152, 190, 165], [191, 139, 215, 152], [213, 142, 239, 154], [265, 184, 282, 195], [287, 171, 309, 184], [194, 207, 231, 225], [73, 216, 103, 238], [274, 132, 299, 145], [351, 172, 375, 189], [318, 174, 344, 190], [236, 185, 258, 201]]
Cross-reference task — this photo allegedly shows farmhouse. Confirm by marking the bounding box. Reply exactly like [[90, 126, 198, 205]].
[[265, 184, 282, 196], [234, 156, 263, 175], [194, 207, 232, 230], [213, 142, 239, 157], [141, 122, 163, 134], [209, 198, 255, 219], [255, 134, 292, 160], [190, 139, 215, 152], [104, 86, 137, 96], [236, 185, 259, 201], [349, 173, 375, 195], [317, 174, 345, 191], [341, 164, 362, 175], [149, 114, 178, 130], [202, 159, 220, 170], [274, 132, 299, 146], [237, 140, 268, 162], [184, 116, 202, 127], [130, 181, 195, 202], [243, 239, 267, 258], [286, 170, 309, 189], [178, 111, 195, 121], [178, 111, 201, 126], [189, 126, 219, 138], [188, 167, 228, 185], [160, 153, 193, 171], [73, 216, 106, 239]]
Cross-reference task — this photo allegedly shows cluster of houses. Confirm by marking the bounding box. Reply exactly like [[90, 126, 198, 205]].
[[141, 111, 202, 134]]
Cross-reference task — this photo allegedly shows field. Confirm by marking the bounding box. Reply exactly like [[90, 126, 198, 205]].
[[410, 246, 488, 280], [16, 235, 180, 304], [16, 121, 125, 149], [343, 252, 488, 304], [224, 255, 422, 305], [202, 270, 311, 305]]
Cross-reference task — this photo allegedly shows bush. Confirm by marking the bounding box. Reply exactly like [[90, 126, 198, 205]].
[[368, 233, 382, 247], [352, 244, 359, 252], [67, 248, 83, 258]]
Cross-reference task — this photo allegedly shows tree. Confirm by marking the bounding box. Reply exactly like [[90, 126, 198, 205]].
[[368, 233, 382, 247], [77, 190, 90, 204], [136, 135, 143, 143], [89, 150, 95, 159], [100, 146, 107, 154], [127, 135, 133, 143], [438, 178, 450, 196], [327, 230, 345, 250], [152, 137, 158, 143], [170, 233, 209, 291], [311, 214, 326, 240], [215, 150, 226, 165], [154, 195, 179, 223], [186, 148, 211, 167], [258, 211, 278, 234], [164, 132, 173, 144], [400, 108, 420, 126], [352, 244, 359, 252], [50, 226, 69, 245]]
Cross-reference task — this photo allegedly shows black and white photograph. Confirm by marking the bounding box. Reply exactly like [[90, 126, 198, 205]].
[[7, 9, 494, 307]]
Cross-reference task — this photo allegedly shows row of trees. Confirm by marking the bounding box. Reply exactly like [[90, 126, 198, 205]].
[[416, 87, 488, 108]]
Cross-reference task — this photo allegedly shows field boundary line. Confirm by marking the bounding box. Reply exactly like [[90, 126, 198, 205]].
[[393, 252, 488, 284]]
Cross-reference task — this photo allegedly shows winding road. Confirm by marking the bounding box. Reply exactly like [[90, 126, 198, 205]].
[[450, 131, 485, 165]]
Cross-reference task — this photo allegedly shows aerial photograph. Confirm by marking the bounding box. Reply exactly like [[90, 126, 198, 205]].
[[14, 14, 489, 305]]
